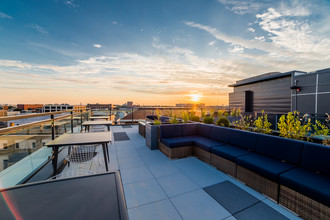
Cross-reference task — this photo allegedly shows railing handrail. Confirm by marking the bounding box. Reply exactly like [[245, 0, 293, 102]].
[[0, 111, 86, 135], [0, 110, 77, 122]]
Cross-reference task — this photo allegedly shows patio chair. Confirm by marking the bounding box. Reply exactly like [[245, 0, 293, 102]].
[[47, 170, 96, 181], [66, 145, 98, 169]]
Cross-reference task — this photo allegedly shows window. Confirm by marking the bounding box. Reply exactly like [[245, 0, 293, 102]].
[[16, 143, 19, 148], [42, 142, 46, 146], [32, 142, 36, 148], [3, 143, 7, 150]]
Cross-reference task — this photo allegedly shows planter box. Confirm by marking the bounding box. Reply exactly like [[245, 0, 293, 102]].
[[138, 122, 146, 138], [145, 123, 159, 150]]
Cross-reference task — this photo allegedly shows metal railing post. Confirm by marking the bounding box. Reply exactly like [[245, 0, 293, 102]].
[[71, 111, 73, 133], [80, 110, 83, 131], [51, 114, 55, 140], [131, 107, 134, 123]]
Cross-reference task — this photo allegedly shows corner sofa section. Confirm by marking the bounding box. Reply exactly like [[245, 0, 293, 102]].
[[158, 123, 330, 220]]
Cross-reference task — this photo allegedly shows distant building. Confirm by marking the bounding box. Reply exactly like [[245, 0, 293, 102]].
[[17, 104, 43, 111], [0, 110, 6, 117], [176, 103, 205, 108], [73, 105, 87, 112], [228, 67, 330, 114], [87, 103, 112, 110], [43, 104, 74, 112], [126, 101, 133, 108]]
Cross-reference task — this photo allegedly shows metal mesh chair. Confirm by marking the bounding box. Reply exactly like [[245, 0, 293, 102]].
[[66, 145, 97, 164], [47, 170, 96, 181]]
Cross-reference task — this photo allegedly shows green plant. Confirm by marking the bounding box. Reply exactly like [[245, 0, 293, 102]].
[[216, 117, 230, 127], [201, 109, 205, 118], [232, 115, 253, 131], [153, 120, 161, 125], [230, 108, 241, 117], [203, 116, 214, 124], [217, 110, 228, 118], [311, 120, 329, 145], [278, 111, 312, 140], [254, 110, 272, 134], [169, 115, 178, 124], [190, 115, 200, 122], [181, 111, 190, 123]]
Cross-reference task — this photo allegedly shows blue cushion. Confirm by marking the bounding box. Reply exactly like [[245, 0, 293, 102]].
[[160, 136, 195, 148], [301, 143, 330, 176], [197, 124, 212, 138], [192, 136, 225, 152], [209, 126, 231, 143], [212, 145, 252, 161], [181, 123, 198, 136], [236, 153, 296, 181], [229, 129, 258, 151], [256, 134, 304, 164], [159, 124, 182, 138], [280, 168, 330, 206]]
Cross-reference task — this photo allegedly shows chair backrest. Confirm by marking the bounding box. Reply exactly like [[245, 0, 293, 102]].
[[301, 142, 330, 175], [66, 145, 97, 163]]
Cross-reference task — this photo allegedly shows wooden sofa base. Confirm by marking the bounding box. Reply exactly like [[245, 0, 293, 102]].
[[211, 154, 236, 177], [236, 165, 278, 201], [279, 185, 330, 220], [193, 147, 211, 164], [159, 142, 193, 159]]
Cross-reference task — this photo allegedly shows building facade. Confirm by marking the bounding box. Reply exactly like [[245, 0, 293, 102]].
[[43, 104, 74, 112], [87, 103, 112, 110], [17, 104, 43, 111], [228, 68, 330, 114]]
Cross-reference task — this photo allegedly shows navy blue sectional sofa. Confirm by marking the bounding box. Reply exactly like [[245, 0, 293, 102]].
[[158, 123, 330, 219]]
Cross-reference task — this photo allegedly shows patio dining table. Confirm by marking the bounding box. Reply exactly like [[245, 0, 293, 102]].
[[46, 132, 111, 175], [89, 116, 111, 121], [82, 120, 113, 132]]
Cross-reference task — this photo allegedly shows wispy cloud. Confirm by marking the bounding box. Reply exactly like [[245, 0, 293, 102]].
[[28, 24, 48, 34], [93, 44, 102, 48], [65, 0, 79, 8], [218, 0, 264, 15], [0, 12, 12, 19]]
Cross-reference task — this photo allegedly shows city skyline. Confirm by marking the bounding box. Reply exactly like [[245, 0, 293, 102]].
[[1, 0, 330, 105]]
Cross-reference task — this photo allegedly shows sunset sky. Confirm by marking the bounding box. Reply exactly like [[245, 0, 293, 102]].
[[1, 0, 330, 105]]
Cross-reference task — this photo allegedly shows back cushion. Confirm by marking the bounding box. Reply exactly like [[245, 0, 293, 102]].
[[301, 143, 330, 175], [209, 126, 231, 143], [198, 124, 212, 138], [159, 124, 182, 138], [229, 129, 257, 151], [256, 134, 304, 164], [181, 123, 198, 136]]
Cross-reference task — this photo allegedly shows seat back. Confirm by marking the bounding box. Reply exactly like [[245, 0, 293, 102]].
[[209, 125, 232, 143], [197, 124, 212, 138], [256, 134, 304, 164], [181, 123, 198, 136], [229, 129, 258, 151], [301, 142, 330, 175], [159, 124, 182, 138]]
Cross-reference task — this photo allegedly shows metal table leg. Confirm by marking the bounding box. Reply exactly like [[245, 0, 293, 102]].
[[102, 143, 109, 171]]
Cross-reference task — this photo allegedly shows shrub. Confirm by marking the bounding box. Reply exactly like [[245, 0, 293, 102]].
[[217, 110, 229, 118], [254, 110, 272, 134], [230, 108, 241, 117], [203, 116, 214, 124], [153, 120, 161, 125], [181, 111, 190, 123], [278, 111, 311, 140], [232, 115, 253, 131], [190, 115, 200, 122], [169, 115, 178, 124], [216, 117, 230, 127], [311, 120, 329, 145]]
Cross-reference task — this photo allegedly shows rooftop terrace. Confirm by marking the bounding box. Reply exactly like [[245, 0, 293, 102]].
[[66, 124, 300, 220]]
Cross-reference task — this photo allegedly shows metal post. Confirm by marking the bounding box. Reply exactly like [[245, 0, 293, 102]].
[[80, 109, 83, 131], [109, 104, 112, 121], [71, 111, 73, 133], [51, 114, 55, 140], [131, 107, 134, 123]]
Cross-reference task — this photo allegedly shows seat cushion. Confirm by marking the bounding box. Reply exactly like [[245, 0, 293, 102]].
[[159, 124, 182, 138], [280, 168, 330, 206], [236, 153, 296, 181], [209, 126, 232, 143], [192, 136, 225, 152], [181, 123, 198, 136], [301, 143, 330, 176], [211, 145, 252, 162], [160, 136, 196, 148], [229, 129, 258, 151], [197, 124, 212, 138], [256, 134, 304, 164]]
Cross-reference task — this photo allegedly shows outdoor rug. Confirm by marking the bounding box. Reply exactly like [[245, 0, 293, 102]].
[[113, 132, 130, 141]]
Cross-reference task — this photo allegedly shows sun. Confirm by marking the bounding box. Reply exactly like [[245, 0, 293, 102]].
[[190, 94, 202, 102]]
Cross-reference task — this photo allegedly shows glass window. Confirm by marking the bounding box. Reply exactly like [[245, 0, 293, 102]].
[[16, 143, 19, 148]]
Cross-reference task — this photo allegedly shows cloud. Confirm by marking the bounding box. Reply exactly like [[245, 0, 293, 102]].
[[228, 45, 244, 54], [112, 21, 118, 25], [28, 24, 48, 34], [247, 28, 255, 32], [218, 0, 264, 15], [65, 0, 79, 8], [0, 12, 12, 19], [93, 44, 102, 48], [208, 41, 216, 46]]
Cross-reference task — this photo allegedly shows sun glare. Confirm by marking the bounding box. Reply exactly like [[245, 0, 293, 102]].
[[190, 94, 202, 102]]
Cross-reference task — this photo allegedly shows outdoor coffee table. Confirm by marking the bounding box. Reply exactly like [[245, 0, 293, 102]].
[[46, 132, 111, 175], [82, 120, 113, 132]]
